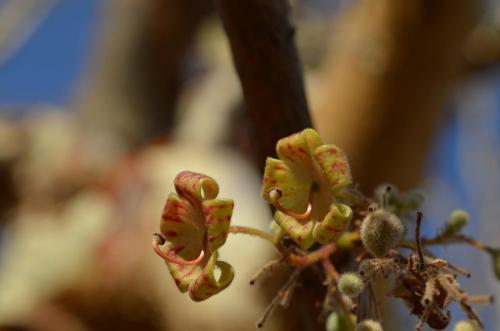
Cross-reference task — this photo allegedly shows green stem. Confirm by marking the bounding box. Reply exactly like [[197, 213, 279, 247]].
[[322, 258, 356, 331], [229, 225, 277, 245]]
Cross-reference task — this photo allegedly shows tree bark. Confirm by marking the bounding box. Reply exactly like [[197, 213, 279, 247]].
[[215, 0, 312, 170], [313, 0, 480, 193]]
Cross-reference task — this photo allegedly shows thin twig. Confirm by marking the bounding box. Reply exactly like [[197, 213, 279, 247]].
[[321, 259, 356, 331], [249, 258, 285, 285], [415, 211, 426, 271], [257, 268, 302, 328]]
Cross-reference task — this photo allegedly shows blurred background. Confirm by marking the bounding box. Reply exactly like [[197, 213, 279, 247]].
[[0, 0, 499, 330]]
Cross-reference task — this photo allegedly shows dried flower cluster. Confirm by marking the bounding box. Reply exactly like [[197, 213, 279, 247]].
[[152, 128, 498, 330]]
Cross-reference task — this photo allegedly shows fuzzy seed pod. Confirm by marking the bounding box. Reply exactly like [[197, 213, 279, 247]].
[[338, 272, 364, 297], [360, 209, 404, 257], [445, 209, 469, 235], [356, 319, 383, 331], [326, 312, 349, 331], [453, 320, 482, 331]]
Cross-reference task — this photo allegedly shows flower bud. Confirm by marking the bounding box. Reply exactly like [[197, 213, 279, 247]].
[[405, 190, 426, 210], [445, 209, 469, 235], [360, 210, 404, 257], [356, 319, 383, 331], [326, 312, 349, 331], [338, 272, 364, 297], [453, 320, 482, 331]]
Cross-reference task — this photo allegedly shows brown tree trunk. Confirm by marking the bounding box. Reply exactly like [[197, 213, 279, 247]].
[[215, 0, 312, 170]]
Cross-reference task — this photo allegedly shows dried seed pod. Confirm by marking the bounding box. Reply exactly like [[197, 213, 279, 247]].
[[453, 320, 482, 331], [360, 209, 404, 257], [356, 319, 383, 331], [338, 272, 364, 297]]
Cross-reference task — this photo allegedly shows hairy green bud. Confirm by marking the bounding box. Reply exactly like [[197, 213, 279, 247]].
[[360, 210, 404, 257], [338, 272, 364, 297], [405, 190, 426, 210], [453, 320, 482, 331], [356, 319, 383, 331], [445, 209, 469, 235], [326, 312, 349, 331]]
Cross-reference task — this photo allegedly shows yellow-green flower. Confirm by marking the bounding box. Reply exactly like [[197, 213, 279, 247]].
[[152, 171, 234, 301], [261, 128, 353, 249]]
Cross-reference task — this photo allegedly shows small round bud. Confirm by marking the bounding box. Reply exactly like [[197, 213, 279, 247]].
[[405, 190, 426, 210], [325, 312, 349, 331], [360, 210, 404, 257], [338, 272, 364, 297], [453, 320, 482, 331], [356, 319, 383, 331], [445, 209, 469, 235]]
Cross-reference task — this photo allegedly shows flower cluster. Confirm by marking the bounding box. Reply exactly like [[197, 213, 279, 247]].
[[261, 128, 353, 248]]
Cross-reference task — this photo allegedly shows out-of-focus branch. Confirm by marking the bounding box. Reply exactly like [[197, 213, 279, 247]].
[[215, 0, 312, 170], [76, 0, 211, 147], [313, 0, 481, 193], [463, 23, 500, 72], [0, 0, 58, 65]]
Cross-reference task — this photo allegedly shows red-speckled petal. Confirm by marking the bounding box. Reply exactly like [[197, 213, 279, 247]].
[[261, 157, 310, 213], [274, 211, 315, 249], [189, 252, 234, 302], [164, 248, 202, 292], [202, 199, 233, 252], [313, 144, 352, 194], [313, 203, 352, 244], [276, 128, 322, 175], [174, 171, 219, 204], [160, 193, 205, 260]]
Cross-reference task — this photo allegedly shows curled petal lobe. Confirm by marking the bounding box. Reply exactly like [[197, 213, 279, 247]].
[[275, 211, 315, 249], [189, 252, 235, 302], [313, 144, 352, 194], [203, 199, 233, 252], [276, 128, 322, 176], [165, 252, 201, 292], [313, 203, 353, 245], [261, 157, 310, 213], [174, 171, 219, 203]]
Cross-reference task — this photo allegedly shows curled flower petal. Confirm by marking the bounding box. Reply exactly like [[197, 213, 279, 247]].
[[174, 171, 219, 203], [313, 144, 352, 194], [165, 256, 201, 292], [261, 158, 311, 213], [160, 193, 205, 260], [313, 203, 353, 245], [275, 211, 315, 249], [189, 252, 235, 302], [276, 128, 322, 174], [203, 199, 233, 252]]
